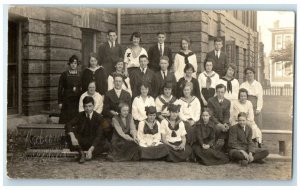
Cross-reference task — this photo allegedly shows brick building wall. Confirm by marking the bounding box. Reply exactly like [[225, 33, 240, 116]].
[[121, 10, 258, 83], [8, 7, 258, 115], [8, 7, 117, 115]]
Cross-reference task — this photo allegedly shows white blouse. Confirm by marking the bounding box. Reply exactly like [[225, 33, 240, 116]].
[[230, 100, 255, 126], [124, 47, 148, 69], [217, 78, 239, 101], [107, 75, 132, 96], [198, 71, 220, 89], [78, 92, 104, 114], [177, 96, 201, 122], [161, 119, 187, 143], [174, 53, 197, 81], [240, 80, 263, 111], [137, 120, 163, 147], [132, 96, 156, 121], [155, 95, 180, 117]]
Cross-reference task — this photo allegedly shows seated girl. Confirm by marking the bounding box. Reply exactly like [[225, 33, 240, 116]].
[[108, 103, 140, 161], [155, 82, 179, 122], [192, 108, 229, 165], [176, 63, 201, 100], [161, 104, 192, 162], [198, 59, 220, 107], [132, 82, 155, 127], [217, 64, 239, 102], [79, 81, 103, 114], [177, 81, 201, 145], [137, 106, 169, 160], [230, 88, 263, 147]]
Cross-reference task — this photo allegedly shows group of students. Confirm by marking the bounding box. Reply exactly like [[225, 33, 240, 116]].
[[59, 30, 269, 165]]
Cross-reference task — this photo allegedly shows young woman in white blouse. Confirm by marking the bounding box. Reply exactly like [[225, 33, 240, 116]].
[[198, 59, 220, 106], [124, 32, 148, 78], [78, 81, 103, 114], [217, 64, 239, 102], [155, 82, 179, 122], [137, 106, 169, 160], [230, 88, 263, 147], [161, 104, 192, 162], [107, 58, 132, 96], [177, 82, 201, 145], [132, 82, 155, 127], [240, 67, 264, 130], [173, 36, 197, 81]]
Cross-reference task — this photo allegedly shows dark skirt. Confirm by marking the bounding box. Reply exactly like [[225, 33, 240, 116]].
[[109, 132, 140, 161], [192, 144, 229, 166], [59, 97, 79, 124], [183, 121, 197, 145], [139, 144, 169, 160], [166, 141, 192, 162]]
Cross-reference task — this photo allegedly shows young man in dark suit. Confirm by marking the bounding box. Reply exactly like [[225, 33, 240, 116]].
[[65, 96, 109, 163], [130, 54, 155, 99], [102, 73, 132, 140], [204, 37, 228, 77], [98, 29, 123, 75], [228, 112, 269, 166], [148, 32, 173, 72], [207, 83, 231, 150], [152, 56, 177, 98]]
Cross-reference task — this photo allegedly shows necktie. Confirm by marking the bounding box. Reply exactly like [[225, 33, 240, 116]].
[[86, 113, 90, 120], [160, 44, 163, 56], [142, 68, 145, 74], [163, 71, 166, 79]]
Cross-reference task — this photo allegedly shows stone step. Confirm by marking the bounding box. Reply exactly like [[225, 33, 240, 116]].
[[265, 153, 292, 162]]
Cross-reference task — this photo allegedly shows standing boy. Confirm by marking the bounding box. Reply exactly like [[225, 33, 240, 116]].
[[98, 29, 123, 75], [204, 37, 228, 77], [148, 32, 173, 72], [130, 55, 155, 99], [152, 56, 177, 98]]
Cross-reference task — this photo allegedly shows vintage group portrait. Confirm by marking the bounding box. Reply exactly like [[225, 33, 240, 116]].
[[5, 4, 295, 182]]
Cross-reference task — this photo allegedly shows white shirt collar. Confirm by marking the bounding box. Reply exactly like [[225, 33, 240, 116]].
[[161, 70, 167, 77], [140, 67, 147, 73], [86, 111, 93, 119], [108, 41, 115, 48]]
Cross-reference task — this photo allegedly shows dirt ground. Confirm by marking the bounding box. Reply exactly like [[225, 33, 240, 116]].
[[6, 155, 292, 180]]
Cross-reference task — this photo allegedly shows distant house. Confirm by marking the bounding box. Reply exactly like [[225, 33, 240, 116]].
[[268, 21, 294, 87]]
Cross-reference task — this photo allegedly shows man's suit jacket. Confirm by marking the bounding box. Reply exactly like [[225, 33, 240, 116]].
[[103, 89, 132, 118], [98, 42, 123, 75], [148, 44, 173, 72], [152, 70, 177, 98], [65, 111, 104, 147], [204, 50, 228, 77], [130, 68, 156, 99], [228, 124, 256, 153], [207, 96, 231, 125]]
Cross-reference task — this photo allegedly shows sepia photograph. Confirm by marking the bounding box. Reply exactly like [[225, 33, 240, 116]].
[[5, 4, 295, 182]]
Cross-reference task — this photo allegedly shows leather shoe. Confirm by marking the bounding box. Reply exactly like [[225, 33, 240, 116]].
[[239, 159, 248, 166], [79, 154, 85, 164]]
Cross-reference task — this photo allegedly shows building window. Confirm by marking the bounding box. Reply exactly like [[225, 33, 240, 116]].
[[81, 29, 97, 68], [8, 21, 22, 115], [275, 61, 293, 77], [283, 34, 292, 49], [275, 34, 283, 50], [275, 61, 284, 77]]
